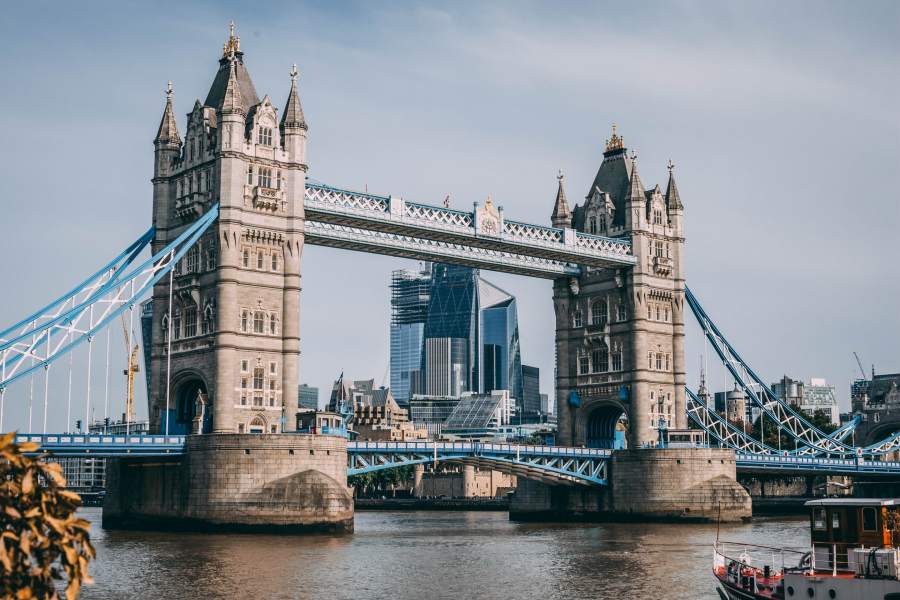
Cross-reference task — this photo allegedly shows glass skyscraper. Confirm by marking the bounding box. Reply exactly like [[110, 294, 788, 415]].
[[389, 266, 432, 404], [389, 263, 526, 416]]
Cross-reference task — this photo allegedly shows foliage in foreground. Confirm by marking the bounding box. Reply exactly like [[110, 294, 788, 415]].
[[0, 432, 95, 600]]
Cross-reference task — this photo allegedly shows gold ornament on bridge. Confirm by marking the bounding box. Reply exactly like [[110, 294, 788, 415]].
[[605, 123, 624, 152], [222, 20, 241, 58]]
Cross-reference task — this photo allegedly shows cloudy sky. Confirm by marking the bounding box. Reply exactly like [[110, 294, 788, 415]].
[[0, 1, 898, 430]]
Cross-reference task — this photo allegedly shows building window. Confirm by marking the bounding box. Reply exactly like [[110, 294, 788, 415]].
[[269, 361, 277, 375], [271, 253, 278, 271], [813, 508, 826, 530], [665, 354, 670, 370], [247, 165, 254, 185], [664, 307, 669, 322], [656, 353, 663, 370], [172, 310, 182, 341], [592, 345, 609, 373], [588, 216, 597, 234], [653, 210, 663, 225], [269, 314, 277, 335], [253, 368, 264, 407], [257, 251, 264, 270], [578, 352, 589, 375], [648, 351, 653, 369], [616, 303, 627, 322], [599, 216, 606, 231], [276, 170, 282, 190], [258, 127, 272, 146], [240, 378, 248, 406], [862, 507, 877, 531], [612, 347, 623, 371], [242, 249, 249, 268], [161, 314, 169, 342], [205, 246, 216, 270], [573, 310, 583, 328], [655, 241, 664, 257], [240, 359, 249, 372], [184, 307, 197, 337], [259, 167, 273, 189], [241, 310, 249, 333], [656, 306, 661, 320], [185, 246, 199, 273], [591, 300, 607, 327], [201, 305, 214, 335], [647, 304, 652, 320], [269, 380, 276, 391], [238, 423, 245, 433], [254, 312, 264, 334]]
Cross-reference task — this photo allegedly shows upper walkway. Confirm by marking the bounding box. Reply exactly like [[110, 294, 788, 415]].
[[303, 181, 636, 278]]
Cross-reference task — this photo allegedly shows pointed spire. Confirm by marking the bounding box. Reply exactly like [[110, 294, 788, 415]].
[[605, 123, 624, 152], [219, 53, 244, 114], [626, 158, 645, 203], [155, 81, 181, 145], [280, 63, 307, 130], [665, 159, 683, 210], [551, 169, 572, 227]]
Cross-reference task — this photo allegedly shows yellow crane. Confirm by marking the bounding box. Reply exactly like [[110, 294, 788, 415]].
[[121, 314, 140, 423]]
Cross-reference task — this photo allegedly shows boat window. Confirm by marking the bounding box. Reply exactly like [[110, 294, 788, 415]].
[[862, 507, 877, 531], [831, 511, 841, 529], [813, 508, 827, 530]]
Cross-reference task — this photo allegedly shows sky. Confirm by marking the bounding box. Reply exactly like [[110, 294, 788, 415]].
[[0, 1, 898, 430]]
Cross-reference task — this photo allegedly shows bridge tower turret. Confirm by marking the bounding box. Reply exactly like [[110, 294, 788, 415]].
[[553, 126, 686, 448], [147, 24, 307, 435]]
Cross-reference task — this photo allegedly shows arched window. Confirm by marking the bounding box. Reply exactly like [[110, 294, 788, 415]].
[[258, 127, 273, 146], [591, 300, 607, 327], [242, 249, 249, 268], [573, 310, 583, 328], [589, 216, 597, 234], [253, 312, 264, 333], [269, 314, 277, 335], [161, 314, 169, 342], [592, 344, 609, 373], [249, 415, 265, 433]]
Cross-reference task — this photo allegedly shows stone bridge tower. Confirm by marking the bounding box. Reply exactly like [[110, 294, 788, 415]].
[[148, 25, 307, 435], [552, 127, 686, 448]]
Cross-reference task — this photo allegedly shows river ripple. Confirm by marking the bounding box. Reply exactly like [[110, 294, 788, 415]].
[[77, 508, 809, 600]]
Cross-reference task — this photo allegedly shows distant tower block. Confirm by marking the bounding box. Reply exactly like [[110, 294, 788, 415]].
[[149, 25, 308, 435], [553, 126, 686, 448]]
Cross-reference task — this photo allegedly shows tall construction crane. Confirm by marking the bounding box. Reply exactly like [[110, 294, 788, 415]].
[[121, 314, 140, 423], [853, 352, 867, 380]]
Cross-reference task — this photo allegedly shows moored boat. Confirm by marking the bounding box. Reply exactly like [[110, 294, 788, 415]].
[[714, 498, 900, 600]]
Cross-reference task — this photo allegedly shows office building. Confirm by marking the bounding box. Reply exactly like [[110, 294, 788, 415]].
[[298, 383, 319, 410], [521, 365, 541, 423], [389, 266, 431, 403]]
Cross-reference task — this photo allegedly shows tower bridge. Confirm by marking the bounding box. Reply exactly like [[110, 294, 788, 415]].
[[2, 24, 899, 530]]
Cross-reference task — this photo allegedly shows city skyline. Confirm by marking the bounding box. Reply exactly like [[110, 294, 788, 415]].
[[0, 2, 898, 431]]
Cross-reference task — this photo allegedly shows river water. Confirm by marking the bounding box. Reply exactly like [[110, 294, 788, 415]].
[[78, 508, 809, 600]]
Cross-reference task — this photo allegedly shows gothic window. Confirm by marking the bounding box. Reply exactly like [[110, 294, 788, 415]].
[[656, 353, 663, 370], [271, 253, 278, 271], [655, 241, 664, 257], [247, 165, 254, 185], [253, 368, 264, 407], [269, 314, 277, 335], [591, 300, 607, 327], [186, 246, 198, 273], [616, 303, 627, 322], [258, 127, 273, 146], [653, 210, 663, 225], [256, 251, 264, 270], [592, 344, 609, 373], [612, 346, 623, 371], [161, 314, 169, 342], [173, 310, 182, 341], [242, 249, 250, 268], [599, 216, 606, 232], [184, 307, 197, 337], [573, 310, 583, 328], [253, 312, 264, 333], [588, 216, 597, 234], [241, 310, 249, 333], [578, 351, 589, 375], [259, 167, 273, 188]]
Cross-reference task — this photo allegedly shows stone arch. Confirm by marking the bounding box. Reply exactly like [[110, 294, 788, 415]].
[[172, 372, 210, 434], [248, 414, 267, 434], [584, 400, 627, 449]]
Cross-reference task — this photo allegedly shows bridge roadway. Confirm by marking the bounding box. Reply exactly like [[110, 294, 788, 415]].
[[16, 434, 900, 482]]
